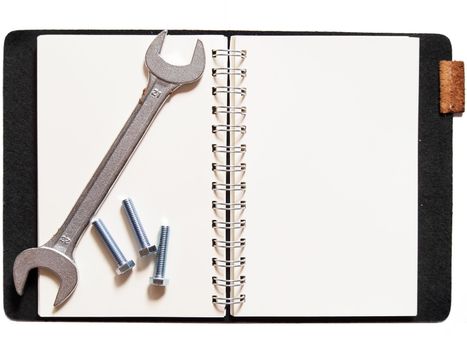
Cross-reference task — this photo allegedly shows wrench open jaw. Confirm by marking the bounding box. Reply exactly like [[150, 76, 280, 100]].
[[146, 30, 205, 85], [12, 31, 205, 308], [13, 247, 77, 307]]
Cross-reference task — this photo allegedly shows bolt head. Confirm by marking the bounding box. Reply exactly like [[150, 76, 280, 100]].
[[139, 245, 157, 257], [116, 260, 135, 275], [150, 276, 169, 286]]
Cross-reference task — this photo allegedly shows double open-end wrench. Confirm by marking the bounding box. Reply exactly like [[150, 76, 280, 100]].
[[13, 31, 205, 307]]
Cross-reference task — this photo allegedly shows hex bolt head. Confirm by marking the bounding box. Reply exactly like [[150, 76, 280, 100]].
[[139, 245, 158, 258], [149, 276, 169, 286], [117, 260, 136, 275]]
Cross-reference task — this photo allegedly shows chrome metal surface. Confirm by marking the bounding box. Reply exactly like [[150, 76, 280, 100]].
[[150, 225, 170, 286], [122, 198, 157, 257], [92, 219, 135, 275]]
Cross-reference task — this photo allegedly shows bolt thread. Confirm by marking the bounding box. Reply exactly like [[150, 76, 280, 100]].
[[92, 219, 127, 266], [154, 225, 170, 278], [122, 198, 151, 248]]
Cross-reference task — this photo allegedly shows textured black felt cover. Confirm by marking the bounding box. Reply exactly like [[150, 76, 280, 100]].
[[3, 30, 452, 322]]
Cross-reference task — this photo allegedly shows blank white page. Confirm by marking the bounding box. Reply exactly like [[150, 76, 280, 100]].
[[232, 35, 419, 317], [37, 35, 226, 317]]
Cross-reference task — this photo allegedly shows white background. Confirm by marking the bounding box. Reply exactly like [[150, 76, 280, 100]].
[[0, 0, 466, 348]]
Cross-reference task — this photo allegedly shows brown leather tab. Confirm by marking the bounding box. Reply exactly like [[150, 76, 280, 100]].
[[439, 60, 464, 114]]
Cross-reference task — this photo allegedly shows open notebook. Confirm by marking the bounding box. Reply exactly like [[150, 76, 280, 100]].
[[35, 33, 419, 318]]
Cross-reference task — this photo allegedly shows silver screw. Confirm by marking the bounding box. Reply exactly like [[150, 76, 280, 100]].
[[150, 225, 170, 286], [122, 198, 157, 257], [92, 219, 135, 275]]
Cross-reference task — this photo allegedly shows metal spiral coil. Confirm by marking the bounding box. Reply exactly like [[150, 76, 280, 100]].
[[211, 47, 247, 307], [212, 220, 246, 230], [212, 105, 247, 116], [212, 276, 246, 287], [212, 144, 246, 154], [212, 294, 246, 305], [212, 124, 246, 134], [212, 163, 246, 172], [212, 238, 246, 249], [212, 257, 246, 268], [212, 201, 246, 211], [212, 182, 246, 191], [212, 67, 247, 77], [212, 86, 247, 96], [212, 49, 247, 58]]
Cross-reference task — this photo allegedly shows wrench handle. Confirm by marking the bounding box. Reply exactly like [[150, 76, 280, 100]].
[[45, 77, 177, 257]]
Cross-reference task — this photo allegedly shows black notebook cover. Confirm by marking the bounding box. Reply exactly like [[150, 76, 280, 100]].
[[3, 30, 452, 322]]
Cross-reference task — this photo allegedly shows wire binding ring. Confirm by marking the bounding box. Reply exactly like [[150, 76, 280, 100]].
[[212, 106, 247, 116], [212, 144, 246, 154], [212, 220, 246, 230], [212, 182, 246, 191], [212, 294, 246, 305], [212, 201, 246, 211], [212, 276, 246, 287], [212, 238, 246, 249], [212, 257, 246, 268], [212, 124, 246, 134], [212, 68, 247, 77], [212, 49, 247, 58], [212, 163, 246, 172], [212, 86, 247, 96]]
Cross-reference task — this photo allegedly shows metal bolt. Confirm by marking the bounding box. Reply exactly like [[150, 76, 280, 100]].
[[150, 225, 170, 286], [92, 219, 135, 275], [122, 198, 157, 257]]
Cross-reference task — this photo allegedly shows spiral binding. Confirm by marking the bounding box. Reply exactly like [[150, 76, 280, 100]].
[[212, 124, 246, 134], [212, 49, 247, 58], [212, 144, 246, 154], [212, 257, 246, 268], [212, 201, 246, 211], [212, 106, 247, 116], [212, 182, 246, 191], [212, 68, 247, 77], [212, 86, 247, 96], [211, 46, 247, 308], [212, 295, 246, 305], [212, 276, 246, 287], [212, 220, 246, 230], [212, 163, 246, 172], [212, 238, 246, 249]]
